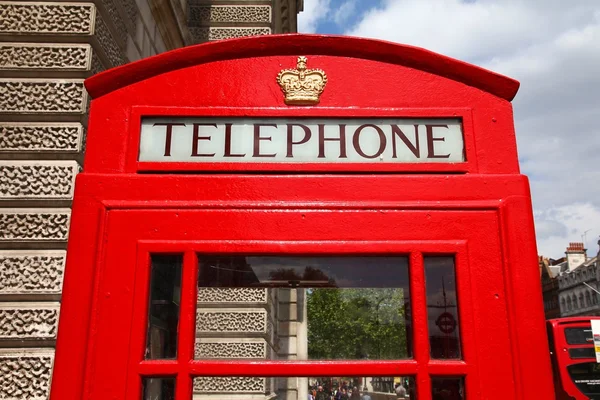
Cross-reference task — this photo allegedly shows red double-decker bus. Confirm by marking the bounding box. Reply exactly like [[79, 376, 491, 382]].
[[548, 318, 600, 399]]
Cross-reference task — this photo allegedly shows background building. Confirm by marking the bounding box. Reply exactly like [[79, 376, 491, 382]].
[[0, 2, 302, 398], [540, 241, 600, 319]]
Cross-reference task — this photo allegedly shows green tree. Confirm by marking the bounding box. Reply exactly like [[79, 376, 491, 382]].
[[307, 288, 408, 360]]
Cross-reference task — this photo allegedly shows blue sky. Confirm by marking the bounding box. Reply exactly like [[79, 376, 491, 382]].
[[298, 0, 600, 259]]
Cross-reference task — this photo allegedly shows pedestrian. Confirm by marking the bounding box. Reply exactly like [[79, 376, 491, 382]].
[[350, 386, 361, 400], [395, 383, 407, 399], [316, 385, 329, 400]]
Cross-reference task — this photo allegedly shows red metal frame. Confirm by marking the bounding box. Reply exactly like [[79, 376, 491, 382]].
[[548, 317, 600, 400], [50, 34, 553, 400]]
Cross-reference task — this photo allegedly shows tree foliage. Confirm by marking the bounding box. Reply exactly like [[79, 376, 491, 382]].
[[307, 288, 408, 360]]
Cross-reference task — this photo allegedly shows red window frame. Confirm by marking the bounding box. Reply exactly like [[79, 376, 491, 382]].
[[74, 207, 515, 400]]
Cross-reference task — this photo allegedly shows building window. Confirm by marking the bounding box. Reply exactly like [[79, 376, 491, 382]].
[[586, 291, 592, 307], [593, 292, 599, 305], [573, 295, 578, 309], [580, 294, 585, 308], [561, 298, 566, 312], [568, 297, 572, 311]]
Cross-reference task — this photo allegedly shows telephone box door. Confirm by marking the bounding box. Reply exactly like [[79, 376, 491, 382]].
[[83, 206, 515, 400]]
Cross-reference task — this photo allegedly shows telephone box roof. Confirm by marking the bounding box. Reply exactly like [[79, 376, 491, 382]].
[[85, 34, 519, 101]]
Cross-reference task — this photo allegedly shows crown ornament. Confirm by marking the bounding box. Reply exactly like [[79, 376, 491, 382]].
[[277, 56, 327, 106]]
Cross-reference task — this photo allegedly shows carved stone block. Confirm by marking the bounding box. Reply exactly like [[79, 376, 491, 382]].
[[196, 308, 269, 334], [0, 349, 54, 400], [0, 161, 78, 200], [93, 13, 127, 68], [0, 303, 60, 340], [195, 338, 268, 359], [0, 250, 65, 295], [189, 5, 271, 25], [198, 288, 268, 304], [191, 27, 271, 42], [0, 122, 83, 153], [0, 2, 95, 35], [0, 43, 92, 70], [0, 209, 70, 242], [0, 79, 87, 114], [194, 377, 266, 393]]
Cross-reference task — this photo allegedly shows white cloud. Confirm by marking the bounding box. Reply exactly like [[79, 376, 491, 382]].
[[535, 204, 600, 259], [298, 0, 331, 33], [333, 0, 357, 26], [342, 0, 600, 258]]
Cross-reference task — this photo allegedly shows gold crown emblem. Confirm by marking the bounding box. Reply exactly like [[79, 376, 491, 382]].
[[277, 56, 327, 106]]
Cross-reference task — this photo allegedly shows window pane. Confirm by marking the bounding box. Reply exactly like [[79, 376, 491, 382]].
[[425, 256, 461, 359], [146, 255, 182, 359], [192, 376, 416, 399], [195, 256, 411, 360], [568, 362, 600, 398], [431, 377, 464, 400], [142, 377, 175, 400], [569, 347, 595, 359], [565, 327, 593, 345]]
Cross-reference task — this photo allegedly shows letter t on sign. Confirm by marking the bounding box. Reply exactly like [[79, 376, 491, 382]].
[[154, 122, 186, 156]]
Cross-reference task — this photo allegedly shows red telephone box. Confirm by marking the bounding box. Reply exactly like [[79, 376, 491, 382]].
[[50, 34, 555, 400]]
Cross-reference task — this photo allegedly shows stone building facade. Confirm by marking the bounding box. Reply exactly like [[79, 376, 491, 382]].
[[556, 242, 600, 317], [0, 1, 302, 398]]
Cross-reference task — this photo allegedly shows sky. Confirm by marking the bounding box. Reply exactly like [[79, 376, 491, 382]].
[[298, 0, 600, 260]]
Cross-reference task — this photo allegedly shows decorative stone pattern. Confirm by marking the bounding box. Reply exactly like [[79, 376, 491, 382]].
[[90, 52, 105, 76], [191, 27, 271, 42], [0, 79, 87, 114], [189, 5, 271, 24], [0, 43, 91, 70], [0, 251, 65, 295], [98, 0, 127, 47], [198, 288, 268, 304], [94, 14, 127, 68], [195, 339, 267, 359], [194, 377, 266, 393], [197, 309, 267, 333], [0, 350, 54, 399], [0, 304, 59, 340], [0, 122, 82, 153], [0, 161, 78, 200], [0, 209, 70, 242], [0, 2, 95, 34], [120, 0, 138, 24]]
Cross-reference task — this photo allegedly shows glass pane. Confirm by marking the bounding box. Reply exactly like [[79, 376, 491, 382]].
[[569, 347, 595, 359], [192, 376, 416, 399], [568, 362, 600, 398], [565, 327, 593, 345], [431, 377, 464, 400], [195, 256, 411, 360], [146, 255, 182, 359], [425, 256, 461, 359], [142, 377, 175, 400]]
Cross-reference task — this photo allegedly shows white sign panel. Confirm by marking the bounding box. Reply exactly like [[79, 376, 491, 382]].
[[592, 319, 600, 363], [139, 118, 464, 163]]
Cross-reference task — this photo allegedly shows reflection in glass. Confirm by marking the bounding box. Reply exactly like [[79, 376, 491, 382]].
[[425, 257, 461, 359], [431, 378, 464, 400], [195, 256, 411, 360], [142, 377, 175, 400], [146, 255, 182, 359], [192, 376, 416, 399]]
